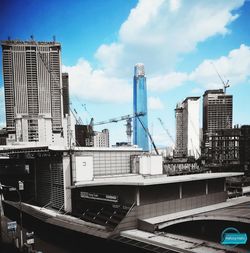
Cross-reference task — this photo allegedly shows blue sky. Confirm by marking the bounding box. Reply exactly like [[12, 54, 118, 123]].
[[1, 0, 250, 148]]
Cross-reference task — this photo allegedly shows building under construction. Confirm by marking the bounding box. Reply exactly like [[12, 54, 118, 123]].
[[202, 89, 233, 161], [206, 125, 250, 175]]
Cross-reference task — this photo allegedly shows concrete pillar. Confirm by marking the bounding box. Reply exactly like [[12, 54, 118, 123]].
[[206, 181, 208, 195], [179, 183, 182, 199], [63, 154, 72, 212], [136, 187, 140, 206]]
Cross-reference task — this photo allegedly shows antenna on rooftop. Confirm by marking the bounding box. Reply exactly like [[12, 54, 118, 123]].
[[53, 35, 56, 42], [30, 35, 34, 41]]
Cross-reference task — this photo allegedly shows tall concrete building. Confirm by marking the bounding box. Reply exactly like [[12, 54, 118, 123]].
[[75, 124, 93, 147], [62, 73, 70, 117], [133, 63, 149, 151], [203, 89, 232, 134], [94, 129, 109, 147], [203, 89, 233, 152], [1, 39, 68, 145], [175, 97, 200, 159]]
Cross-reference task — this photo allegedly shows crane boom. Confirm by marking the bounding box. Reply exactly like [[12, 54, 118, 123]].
[[136, 116, 159, 155], [158, 118, 175, 146], [210, 62, 230, 93], [90, 112, 145, 145], [93, 112, 145, 126], [34, 39, 85, 125]]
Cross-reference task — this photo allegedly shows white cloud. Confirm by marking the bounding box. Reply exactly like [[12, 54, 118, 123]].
[[148, 44, 250, 92], [62, 59, 131, 103], [148, 96, 164, 110], [63, 0, 245, 102], [190, 44, 250, 89], [148, 72, 188, 91], [96, 0, 244, 76]]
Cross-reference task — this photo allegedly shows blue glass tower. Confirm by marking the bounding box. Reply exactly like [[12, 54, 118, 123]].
[[133, 63, 149, 151]]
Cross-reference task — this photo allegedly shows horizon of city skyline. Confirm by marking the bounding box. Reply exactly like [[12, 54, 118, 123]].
[[1, 0, 250, 148]]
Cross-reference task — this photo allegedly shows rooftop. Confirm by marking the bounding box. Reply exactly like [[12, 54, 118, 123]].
[[1, 40, 61, 46], [70, 172, 243, 188], [0, 145, 143, 153]]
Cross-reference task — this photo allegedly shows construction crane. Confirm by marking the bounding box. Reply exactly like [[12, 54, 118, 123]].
[[158, 118, 175, 147], [136, 116, 159, 155], [210, 62, 230, 93], [210, 61, 231, 129], [90, 112, 145, 145], [33, 38, 86, 127]]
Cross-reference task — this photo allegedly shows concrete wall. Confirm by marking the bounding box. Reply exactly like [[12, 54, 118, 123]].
[[136, 191, 227, 220], [140, 184, 179, 205]]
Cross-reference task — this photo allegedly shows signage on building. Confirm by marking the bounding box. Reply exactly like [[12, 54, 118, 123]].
[[7, 221, 17, 231], [26, 231, 35, 245], [27, 238, 35, 245], [80, 191, 119, 203], [18, 181, 24, 191]]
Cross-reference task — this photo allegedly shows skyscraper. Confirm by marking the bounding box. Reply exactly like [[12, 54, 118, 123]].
[[133, 63, 149, 151], [1, 39, 67, 145], [202, 89, 233, 156], [175, 97, 200, 158], [62, 73, 70, 117], [203, 89, 232, 134]]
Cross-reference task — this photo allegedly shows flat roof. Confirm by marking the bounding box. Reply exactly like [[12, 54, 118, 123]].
[[70, 172, 243, 188], [0, 145, 142, 153], [120, 230, 245, 253], [143, 196, 250, 226]]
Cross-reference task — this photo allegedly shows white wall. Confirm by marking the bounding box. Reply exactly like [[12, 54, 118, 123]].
[[187, 99, 200, 159], [139, 155, 163, 175], [63, 155, 72, 212], [75, 156, 93, 182]]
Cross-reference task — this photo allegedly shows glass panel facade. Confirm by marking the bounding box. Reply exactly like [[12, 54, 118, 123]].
[[133, 64, 149, 151]]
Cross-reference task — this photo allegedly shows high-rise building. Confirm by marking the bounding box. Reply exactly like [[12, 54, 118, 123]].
[[133, 63, 149, 151], [94, 129, 109, 147], [175, 104, 185, 157], [1, 39, 67, 145], [202, 89, 233, 154], [175, 97, 200, 159], [62, 73, 70, 117], [203, 89, 232, 134], [75, 124, 93, 147]]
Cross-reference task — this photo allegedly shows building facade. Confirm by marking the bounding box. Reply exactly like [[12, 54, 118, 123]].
[[175, 97, 200, 159], [202, 89, 233, 159], [203, 89, 232, 136], [175, 104, 185, 157], [206, 125, 250, 175], [94, 129, 109, 147], [62, 72, 70, 117], [75, 124, 93, 147], [133, 63, 149, 151], [1, 40, 68, 145]]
